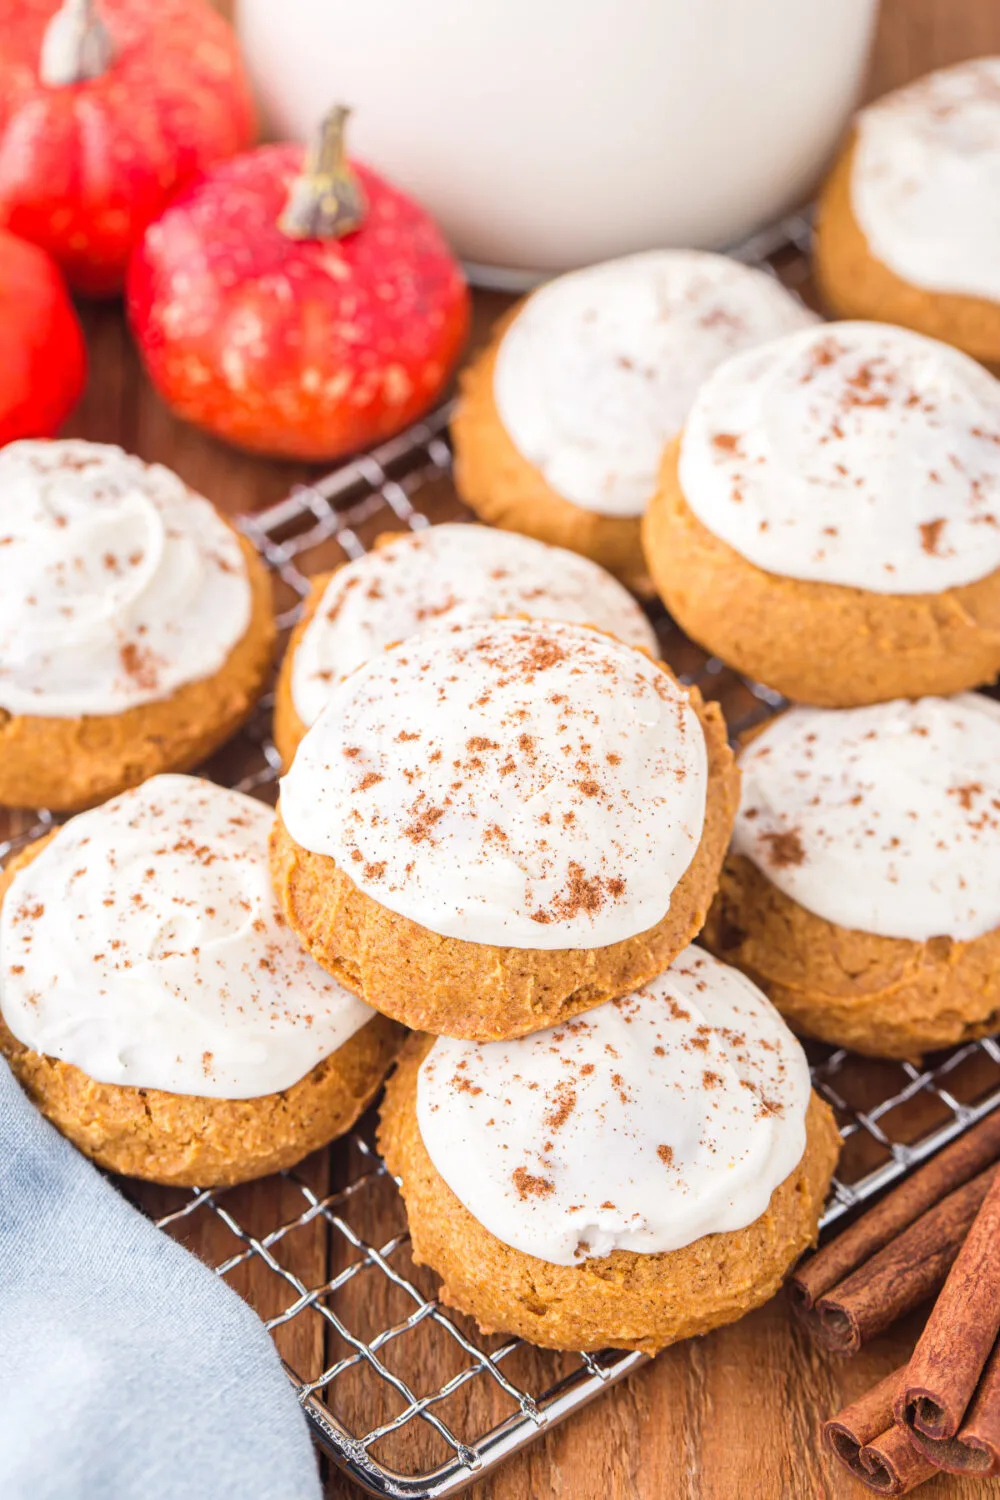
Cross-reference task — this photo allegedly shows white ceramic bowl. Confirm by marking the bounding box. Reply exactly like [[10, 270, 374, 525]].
[[238, 0, 878, 286]]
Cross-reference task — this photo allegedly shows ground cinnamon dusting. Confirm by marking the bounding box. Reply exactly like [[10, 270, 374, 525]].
[[841, 359, 891, 410], [543, 1083, 577, 1132], [512, 1167, 554, 1200], [531, 862, 627, 925], [761, 828, 806, 868], [119, 641, 160, 692], [403, 801, 446, 844], [521, 635, 566, 673], [919, 518, 947, 556], [450, 1073, 483, 1097]]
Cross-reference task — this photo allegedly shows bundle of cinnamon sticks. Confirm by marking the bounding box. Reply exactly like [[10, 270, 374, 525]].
[[791, 1108, 1000, 1494]]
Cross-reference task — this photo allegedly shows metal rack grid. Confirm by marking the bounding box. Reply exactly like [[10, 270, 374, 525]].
[[3, 209, 1000, 1499]]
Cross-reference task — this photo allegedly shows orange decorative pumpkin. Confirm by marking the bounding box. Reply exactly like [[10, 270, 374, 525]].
[[0, 0, 255, 297], [127, 109, 470, 461], [0, 229, 86, 443]]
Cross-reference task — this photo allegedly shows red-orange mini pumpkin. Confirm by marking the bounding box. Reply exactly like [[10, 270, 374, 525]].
[[126, 108, 471, 462], [0, 229, 86, 444], [0, 0, 255, 297]]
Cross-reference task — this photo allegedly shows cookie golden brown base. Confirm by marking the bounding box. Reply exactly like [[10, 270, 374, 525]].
[[0, 532, 276, 812], [1, 1010, 401, 1187], [642, 438, 1000, 707], [268, 680, 739, 1041], [378, 1037, 840, 1353], [814, 132, 1000, 369], [451, 312, 652, 596], [0, 835, 403, 1186], [703, 854, 1000, 1060]]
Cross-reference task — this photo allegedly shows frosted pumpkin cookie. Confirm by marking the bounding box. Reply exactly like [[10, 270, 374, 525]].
[[0, 440, 275, 811], [0, 775, 400, 1186], [451, 251, 816, 593], [815, 59, 1000, 365], [702, 695, 1000, 1059], [274, 523, 657, 765], [643, 321, 1000, 706], [378, 945, 839, 1353], [271, 617, 738, 1040]]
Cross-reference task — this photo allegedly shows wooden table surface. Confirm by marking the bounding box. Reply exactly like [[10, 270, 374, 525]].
[[64, 1, 1000, 1495]]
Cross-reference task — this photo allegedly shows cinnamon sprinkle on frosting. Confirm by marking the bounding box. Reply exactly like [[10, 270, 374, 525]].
[[0, 775, 372, 1099], [0, 440, 251, 717], [491, 250, 815, 519], [290, 523, 657, 727], [281, 617, 709, 951], [734, 696, 1000, 942], [415, 945, 811, 1265], [679, 321, 1000, 595]]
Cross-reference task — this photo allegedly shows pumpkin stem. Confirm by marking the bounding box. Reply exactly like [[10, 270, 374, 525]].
[[39, 0, 116, 87], [279, 106, 367, 241]]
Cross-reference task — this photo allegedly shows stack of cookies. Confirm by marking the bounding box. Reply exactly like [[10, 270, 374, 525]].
[[273, 575, 840, 1354], [0, 438, 398, 1188]]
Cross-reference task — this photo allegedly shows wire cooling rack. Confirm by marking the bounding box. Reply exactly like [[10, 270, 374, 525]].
[[4, 209, 1000, 1499]]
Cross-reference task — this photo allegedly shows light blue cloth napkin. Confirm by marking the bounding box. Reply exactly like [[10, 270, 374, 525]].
[[0, 1059, 322, 1500]]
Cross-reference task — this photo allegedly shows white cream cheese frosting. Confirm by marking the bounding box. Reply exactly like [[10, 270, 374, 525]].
[[677, 321, 1000, 593], [492, 250, 817, 520], [291, 523, 658, 728], [0, 440, 252, 717], [851, 57, 1000, 304], [733, 695, 1000, 943], [415, 944, 812, 1265], [280, 617, 708, 950], [0, 775, 374, 1098]]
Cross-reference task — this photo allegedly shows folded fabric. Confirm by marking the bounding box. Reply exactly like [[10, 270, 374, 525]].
[[0, 1059, 322, 1500]]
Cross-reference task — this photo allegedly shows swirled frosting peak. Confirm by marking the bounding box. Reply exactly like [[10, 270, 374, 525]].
[[416, 945, 812, 1265], [678, 321, 1000, 593], [0, 775, 374, 1098], [0, 440, 252, 717], [280, 617, 708, 949]]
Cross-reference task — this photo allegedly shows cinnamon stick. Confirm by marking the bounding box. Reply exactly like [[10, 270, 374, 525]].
[[896, 1168, 1000, 1445], [902, 1341, 1000, 1477], [791, 1106, 1000, 1314], [824, 1367, 937, 1494], [806, 1166, 996, 1353], [954, 1340, 1000, 1476]]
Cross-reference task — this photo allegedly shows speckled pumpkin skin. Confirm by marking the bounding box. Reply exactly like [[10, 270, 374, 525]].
[[128, 146, 470, 460]]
